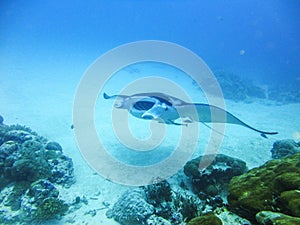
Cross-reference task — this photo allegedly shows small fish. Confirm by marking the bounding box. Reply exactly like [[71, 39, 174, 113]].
[[103, 92, 278, 138]]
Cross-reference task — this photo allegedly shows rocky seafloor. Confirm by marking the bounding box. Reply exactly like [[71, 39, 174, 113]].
[[0, 114, 300, 225]]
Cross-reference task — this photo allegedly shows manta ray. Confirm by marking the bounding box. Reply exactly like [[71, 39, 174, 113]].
[[103, 92, 278, 138]]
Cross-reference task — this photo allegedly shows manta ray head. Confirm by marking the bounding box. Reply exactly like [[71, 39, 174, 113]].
[[113, 96, 159, 113], [113, 97, 131, 109]]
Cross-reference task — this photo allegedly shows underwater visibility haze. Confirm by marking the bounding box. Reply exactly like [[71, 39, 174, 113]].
[[1, 1, 300, 225]]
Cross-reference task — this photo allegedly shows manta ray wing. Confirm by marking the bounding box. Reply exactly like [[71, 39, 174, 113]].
[[175, 103, 278, 138], [142, 103, 168, 120]]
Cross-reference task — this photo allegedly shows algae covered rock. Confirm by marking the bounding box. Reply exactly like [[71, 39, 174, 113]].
[[184, 154, 247, 196], [256, 211, 300, 225], [271, 139, 300, 159], [187, 212, 222, 225], [215, 207, 252, 225], [228, 152, 300, 221], [278, 190, 300, 217]]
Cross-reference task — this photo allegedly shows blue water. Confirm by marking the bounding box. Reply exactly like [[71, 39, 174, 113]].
[[1, 0, 300, 86], [1, 1, 300, 224]]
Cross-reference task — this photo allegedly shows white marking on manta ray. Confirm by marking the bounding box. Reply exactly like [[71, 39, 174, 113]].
[[103, 92, 278, 138]]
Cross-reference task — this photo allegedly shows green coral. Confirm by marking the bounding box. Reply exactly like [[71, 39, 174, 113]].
[[228, 152, 300, 221], [35, 197, 68, 220], [187, 213, 222, 225]]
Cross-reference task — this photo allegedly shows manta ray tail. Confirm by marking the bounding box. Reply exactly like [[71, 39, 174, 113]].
[[201, 122, 228, 137], [238, 121, 278, 138], [192, 104, 278, 138]]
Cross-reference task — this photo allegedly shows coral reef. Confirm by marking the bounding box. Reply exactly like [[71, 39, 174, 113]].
[[0, 122, 74, 187], [35, 197, 68, 220], [256, 211, 300, 225], [271, 139, 300, 159], [172, 190, 202, 223], [0, 116, 74, 224], [184, 154, 247, 197], [106, 189, 154, 225], [21, 179, 68, 221], [194, 70, 300, 104], [108, 181, 203, 225], [144, 181, 203, 224], [146, 215, 172, 225], [268, 82, 300, 104], [106, 141, 300, 225], [144, 180, 172, 205], [228, 152, 300, 222], [211, 71, 266, 102]]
